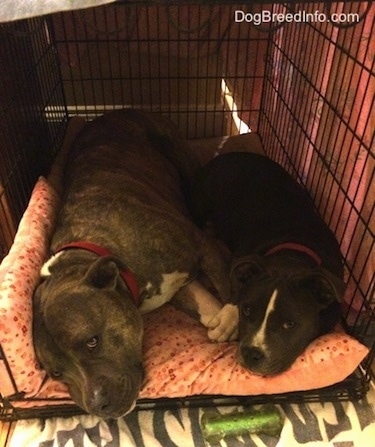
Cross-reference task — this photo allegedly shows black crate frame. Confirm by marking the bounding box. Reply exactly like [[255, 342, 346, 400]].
[[0, 1, 374, 421]]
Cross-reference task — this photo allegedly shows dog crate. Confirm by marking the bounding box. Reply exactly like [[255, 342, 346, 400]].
[[0, 1, 374, 420]]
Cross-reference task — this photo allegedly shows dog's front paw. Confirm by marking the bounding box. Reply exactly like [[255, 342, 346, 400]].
[[207, 304, 239, 342]]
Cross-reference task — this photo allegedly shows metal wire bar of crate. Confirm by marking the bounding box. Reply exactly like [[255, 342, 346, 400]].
[[258, 2, 374, 351]]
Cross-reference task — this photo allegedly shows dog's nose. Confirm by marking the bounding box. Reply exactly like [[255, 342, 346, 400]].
[[89, 386, 110, 414], [241, 346, 265, 367]]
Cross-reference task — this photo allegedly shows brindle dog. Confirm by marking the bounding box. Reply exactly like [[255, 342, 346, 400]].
[[33, 110, 238, 419]]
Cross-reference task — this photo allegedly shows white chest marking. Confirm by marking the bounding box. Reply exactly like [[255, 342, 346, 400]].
[[40, 252, 63, 277], [251, 289, 278, 349], [139, 271, 189, 314]]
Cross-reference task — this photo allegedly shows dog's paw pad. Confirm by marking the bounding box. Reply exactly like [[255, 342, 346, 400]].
[[207, 304, 239, 342]]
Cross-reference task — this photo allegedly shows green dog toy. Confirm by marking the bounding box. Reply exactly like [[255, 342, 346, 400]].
[[200, 405, 284, 444]]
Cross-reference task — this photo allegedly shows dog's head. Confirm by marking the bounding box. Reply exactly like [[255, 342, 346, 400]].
[[231, 257, 344, 376], [33, 255, 144, 419]]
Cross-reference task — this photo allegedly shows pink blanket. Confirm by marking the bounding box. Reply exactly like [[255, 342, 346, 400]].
[[0, 177, 369, 410]]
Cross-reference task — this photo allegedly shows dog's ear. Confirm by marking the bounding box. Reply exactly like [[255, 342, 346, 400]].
[[297, 269, 346, 307], [84, 257, 121, 290], [230, 257, 266, 299], [230, 256, 266, 284]]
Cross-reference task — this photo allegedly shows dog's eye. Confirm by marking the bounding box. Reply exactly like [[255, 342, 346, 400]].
[[50, 370, 62, 378], [283, 320, 296, 330], [242, 305, 252, 317], [86, 336, 99, 351]]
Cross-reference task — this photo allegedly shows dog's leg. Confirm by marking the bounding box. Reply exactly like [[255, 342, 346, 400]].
[[206, 302, 239, 342], [197, 233, 232, 304], [172, 280, 238, 342]]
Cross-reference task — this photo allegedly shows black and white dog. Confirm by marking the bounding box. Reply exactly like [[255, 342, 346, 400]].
[[190, 152, 345, 376]]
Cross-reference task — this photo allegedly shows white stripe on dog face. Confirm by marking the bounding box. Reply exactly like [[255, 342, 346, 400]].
[[251, 289, 278, 349]]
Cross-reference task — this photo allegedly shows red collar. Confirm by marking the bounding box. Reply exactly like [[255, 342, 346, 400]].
[[54, 241, 140, 306], [265, 242, 322, 266]]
